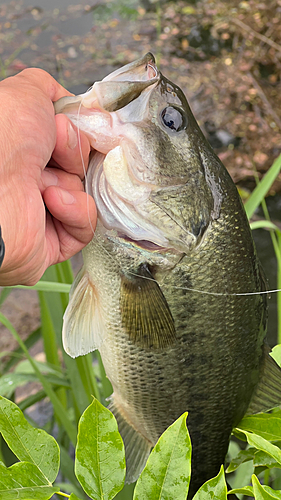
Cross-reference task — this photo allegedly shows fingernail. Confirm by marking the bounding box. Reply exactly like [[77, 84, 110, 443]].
[[42, 169, 58, 187], [59, 188, 75, 205], [67, 122, 78, 150]]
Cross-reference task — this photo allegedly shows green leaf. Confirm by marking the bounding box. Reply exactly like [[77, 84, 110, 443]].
[[75, 398, 125, 500], [245, 152, 281, 219], [192, 465, 227, 500], [227, 458, 254, 493], [70, 494, 84, 500], [254, 450, 281, 469], [0, 396, 59, 483], [0, 366, 70, 399], [236, 428, 281, 466], [252, 474, 281, 499], [133, 413, 191, 500], [0, 372, 38, 398], [228, 486, 254, 496], [0, 461, 59, 499], [226, 447, 256, 473], [271, 345, 281, 367], [15, 357, 64, 377], [238, 414, 281, 441]]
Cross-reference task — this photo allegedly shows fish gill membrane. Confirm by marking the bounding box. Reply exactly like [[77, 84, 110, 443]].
[[54, 53, 281, 498]]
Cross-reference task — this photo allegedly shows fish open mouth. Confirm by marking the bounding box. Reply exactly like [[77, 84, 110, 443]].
[[76, 53, 160, 113], [87, 150, 170, 252], [55, 54, 170, 251]]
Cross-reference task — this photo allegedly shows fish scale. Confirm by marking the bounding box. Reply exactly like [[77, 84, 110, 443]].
[[56, 53, 281, 497]]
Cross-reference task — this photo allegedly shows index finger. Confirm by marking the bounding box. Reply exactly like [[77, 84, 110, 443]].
[[14, 68, 73, 102]]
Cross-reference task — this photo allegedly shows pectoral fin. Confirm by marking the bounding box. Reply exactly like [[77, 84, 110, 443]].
[[120, 264, 176, 349], [62, 268, 104, 357], [108, 397, 152, 484], [246, 345, 281, 415]]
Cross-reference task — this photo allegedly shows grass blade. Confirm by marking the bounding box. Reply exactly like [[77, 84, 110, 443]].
[[0, 312, 77, 446], [12, 281, 71, 293], [244, 153, 281, 219]]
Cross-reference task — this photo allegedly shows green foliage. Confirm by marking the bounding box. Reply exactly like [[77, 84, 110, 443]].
[[75, 398, 125, 500], [133, 413, 191, 500], [0, 396, 59, 482], [192, 465, 227, 500], [0, 462, 59, 500], [0, 396, 192, 499], [236, 412, 281, 441], [0, 396, 59, 499], [1, 385, 281, 499]]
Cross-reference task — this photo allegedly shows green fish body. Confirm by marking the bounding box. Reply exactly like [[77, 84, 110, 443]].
[[56, 54, 281, 497]]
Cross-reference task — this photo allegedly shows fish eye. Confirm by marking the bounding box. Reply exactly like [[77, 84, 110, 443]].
[[161, 106, 187, 132]]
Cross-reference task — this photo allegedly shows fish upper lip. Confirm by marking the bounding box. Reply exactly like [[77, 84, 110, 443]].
[[102, 52, 159, 83]]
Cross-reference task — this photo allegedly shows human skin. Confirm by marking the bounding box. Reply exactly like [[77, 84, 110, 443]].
[[0, 68, 97, 286]]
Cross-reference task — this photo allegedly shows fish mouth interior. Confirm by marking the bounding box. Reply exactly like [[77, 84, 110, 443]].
[[146, 61, 158, 80], [88, 151, 171, 251], [117, 234, 166, 252]]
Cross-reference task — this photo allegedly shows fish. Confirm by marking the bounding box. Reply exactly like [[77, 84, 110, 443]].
[[55, 53, 281, 498]]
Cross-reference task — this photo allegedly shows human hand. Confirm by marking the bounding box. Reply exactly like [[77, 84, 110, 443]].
[[0, 69, 96, 286]]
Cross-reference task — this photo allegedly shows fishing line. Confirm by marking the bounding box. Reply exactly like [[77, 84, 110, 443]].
[[163, 285, 280, 297], [77, 99, 96, 238], [75, 91, 280, 300], [122, 269, 280, 297], [76, 90, 132, 268]]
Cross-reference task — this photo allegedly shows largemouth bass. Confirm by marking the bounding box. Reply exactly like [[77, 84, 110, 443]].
[[55, 53, 281, 497]]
